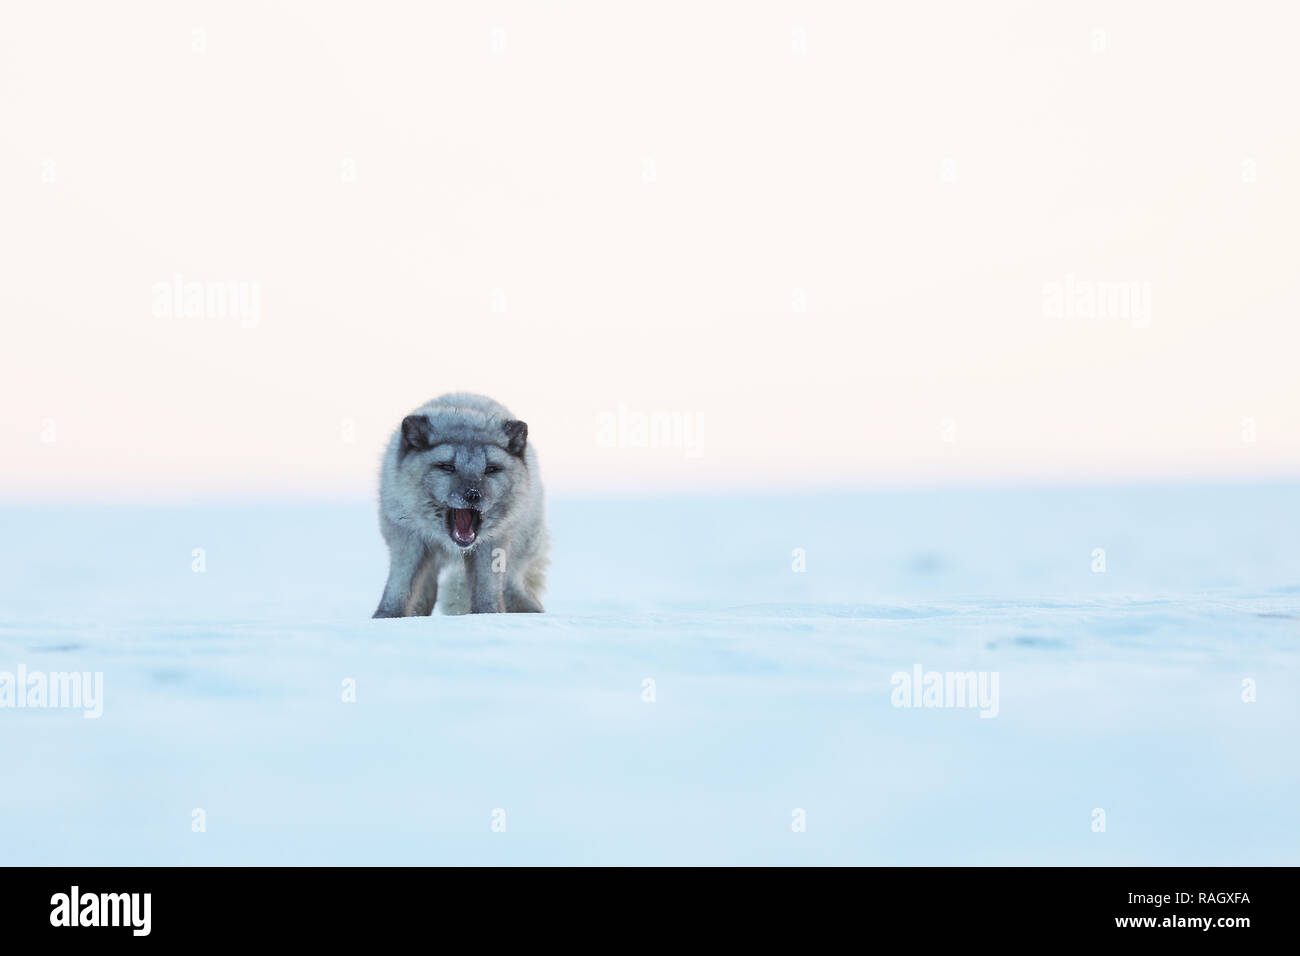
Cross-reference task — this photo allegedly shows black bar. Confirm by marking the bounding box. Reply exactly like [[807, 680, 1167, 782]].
[[0, 866, 1285, 942]]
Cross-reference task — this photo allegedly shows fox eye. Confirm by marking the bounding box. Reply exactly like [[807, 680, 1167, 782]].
[[484, 465, 503, 475], [435, 462, 456, 473]]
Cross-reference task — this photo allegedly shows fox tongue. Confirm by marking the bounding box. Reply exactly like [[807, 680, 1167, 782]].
[[452, 509, 475, 538]]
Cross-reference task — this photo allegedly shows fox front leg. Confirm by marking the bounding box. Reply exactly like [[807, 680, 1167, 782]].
[[373, 532, 434, 618], [463, 543, 506, 613], [504, 580, 543, 613]]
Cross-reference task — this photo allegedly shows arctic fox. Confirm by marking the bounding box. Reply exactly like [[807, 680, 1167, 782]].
[[373, 393, 547, 616]]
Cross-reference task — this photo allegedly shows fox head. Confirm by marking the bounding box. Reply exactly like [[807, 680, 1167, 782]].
[[396, 411, 529, 548]]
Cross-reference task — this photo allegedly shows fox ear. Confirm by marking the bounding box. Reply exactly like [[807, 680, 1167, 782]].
[[503, 419, 528, 457], [400, 414, 434, 455]]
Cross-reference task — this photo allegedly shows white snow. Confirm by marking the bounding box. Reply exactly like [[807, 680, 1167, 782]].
[[1, 484, 1297, 864]]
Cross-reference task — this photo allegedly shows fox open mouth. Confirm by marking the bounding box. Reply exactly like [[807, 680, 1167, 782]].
[[447, 508, 482, 547]]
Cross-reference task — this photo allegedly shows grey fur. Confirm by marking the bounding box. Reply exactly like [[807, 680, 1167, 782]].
[[373, 393, 548, 617]]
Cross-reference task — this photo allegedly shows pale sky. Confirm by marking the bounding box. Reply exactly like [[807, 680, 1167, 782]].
[[3, 2, 1298, 499]]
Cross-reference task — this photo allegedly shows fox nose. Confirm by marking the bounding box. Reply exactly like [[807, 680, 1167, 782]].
[[463, 487, 482, 505]]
